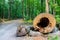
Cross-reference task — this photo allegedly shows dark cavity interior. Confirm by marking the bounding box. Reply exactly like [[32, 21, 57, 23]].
[[37, 17, 49, 28]]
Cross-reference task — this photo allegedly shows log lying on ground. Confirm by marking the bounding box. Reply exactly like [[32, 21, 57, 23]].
[[33, 13, 56, 33]]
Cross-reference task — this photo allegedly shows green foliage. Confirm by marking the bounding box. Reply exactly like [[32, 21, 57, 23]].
[[24, 19, 33, 24], [55, 15, 60, 24], [0, 0, 46, 20], [0, 0, 60, 23], [48, 35, 59, 40]]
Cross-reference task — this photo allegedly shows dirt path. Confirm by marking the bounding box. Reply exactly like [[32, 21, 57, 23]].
[[0, 20, 47, 40], [0, 20, 60, 40], [0, 20, 20, 40]]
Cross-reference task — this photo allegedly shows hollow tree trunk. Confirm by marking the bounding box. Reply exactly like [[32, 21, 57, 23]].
[[33, 13, 56, 33]]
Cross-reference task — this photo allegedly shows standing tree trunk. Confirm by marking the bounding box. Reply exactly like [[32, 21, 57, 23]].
[[26, 0, 29, 20], [8, 0, 12, 20], [53, 0, 56, 16], [41, 0, 44, 13], [3, 0, 5, 19], [8, 0, 14, 20], [45, 0, 49, 13], [22, 0, 24, 19], [1, 7, 3, 19], [15, 1, 18, 19], [1, 0, 4, 19]]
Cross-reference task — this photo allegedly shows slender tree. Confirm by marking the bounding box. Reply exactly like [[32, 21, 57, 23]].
[[8, 0, 12, 19], [22, 0, 24, 19], [46, 0, 49, 13], [53, 0, 56, 16], [3, 0, 5, 19]]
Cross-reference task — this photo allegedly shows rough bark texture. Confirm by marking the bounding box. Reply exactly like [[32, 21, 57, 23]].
[[46, 0, 49, 13], [33, 13, 56, 33]]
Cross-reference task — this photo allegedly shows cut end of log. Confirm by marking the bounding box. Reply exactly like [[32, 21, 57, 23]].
[[33, 13, 56, 33]]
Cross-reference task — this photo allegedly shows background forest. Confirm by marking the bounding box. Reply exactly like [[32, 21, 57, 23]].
[[0, 0, 60, 24]]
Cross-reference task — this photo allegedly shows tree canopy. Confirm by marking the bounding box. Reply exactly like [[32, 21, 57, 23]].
[[0, 0, 60, 23]]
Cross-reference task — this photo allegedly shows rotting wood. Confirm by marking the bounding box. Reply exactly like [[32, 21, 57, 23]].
[[33, 13, 56, 33]]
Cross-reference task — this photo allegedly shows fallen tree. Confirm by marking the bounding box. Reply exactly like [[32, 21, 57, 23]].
[[33, 13, 56, 33]]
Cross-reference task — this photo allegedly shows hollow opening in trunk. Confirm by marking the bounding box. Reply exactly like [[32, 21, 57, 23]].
[[37, 17, 49, 28]]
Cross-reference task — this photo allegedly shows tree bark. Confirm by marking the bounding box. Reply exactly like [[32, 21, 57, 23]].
[[22, 0, 24, 19], [8, 0, 12, 20], [53, 0, 56, 16], [3, 0, 5, 19], [46, 0, 49, 13]]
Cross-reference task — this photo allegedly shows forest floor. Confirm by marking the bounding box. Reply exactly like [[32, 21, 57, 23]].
[[0, 19, 60, 40]]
